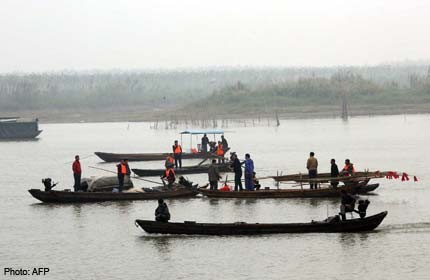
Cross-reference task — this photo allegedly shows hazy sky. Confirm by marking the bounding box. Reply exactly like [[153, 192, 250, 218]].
[[1, 0, 429, 72]]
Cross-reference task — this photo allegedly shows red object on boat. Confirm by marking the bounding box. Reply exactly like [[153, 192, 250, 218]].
[[414, 176, 418, 182], [220, 184, 231, 192]]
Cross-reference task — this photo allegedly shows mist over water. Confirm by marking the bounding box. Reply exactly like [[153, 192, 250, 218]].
[[1, 114, 429, 279]]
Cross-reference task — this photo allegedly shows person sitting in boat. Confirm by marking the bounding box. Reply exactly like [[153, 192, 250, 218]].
[[155, 199, 170, 223], [209, 141, 217, 153], [356, 199, 370, 219], [253, 172, 261, 190], [339, 189, 356, 221], [330, 159, 340, 188], [340, 159, 355, 176], [161, 167, 176, 188], [164, 154, 175, 168]]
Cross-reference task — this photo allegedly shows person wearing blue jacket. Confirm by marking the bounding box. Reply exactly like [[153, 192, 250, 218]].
[[244, 153, 254, 191]]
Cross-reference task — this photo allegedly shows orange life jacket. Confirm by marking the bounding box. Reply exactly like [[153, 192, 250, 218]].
[[343, 164, 355, 173], [174, 144, 182, 154], [216, 144, 224, 156], [121, 164, 127, 174], [165, 168, 175, 178]]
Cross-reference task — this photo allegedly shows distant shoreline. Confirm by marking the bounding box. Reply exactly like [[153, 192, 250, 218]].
[[6, 103, 430, 124]]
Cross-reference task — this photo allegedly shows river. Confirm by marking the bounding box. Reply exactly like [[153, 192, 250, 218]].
[[0, 114, 429, 279]]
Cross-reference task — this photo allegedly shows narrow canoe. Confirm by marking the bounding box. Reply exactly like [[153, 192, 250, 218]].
[[135, 211, 388, 235], [198, 182, 379, 198], [95, 150, 229, 162], [132, 163, 232, 177], [28, 187, 199, 203]]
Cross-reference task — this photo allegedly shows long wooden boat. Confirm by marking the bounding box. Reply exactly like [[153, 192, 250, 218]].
[[135, 211, 388, 235], [198, 181, 379, 198], [272, 171, 384, 182], [95, 151, 224, 162], [132, 163, 232, 177], [28, 187, 199, 203]]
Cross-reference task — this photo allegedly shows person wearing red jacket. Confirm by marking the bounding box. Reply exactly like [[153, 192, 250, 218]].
[[72, 155, 82, 192]]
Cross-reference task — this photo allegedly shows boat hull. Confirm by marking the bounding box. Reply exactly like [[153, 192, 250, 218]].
[[132, 164, 232, 177], [28, 188, 199, 203], [198, 183, 379, 198], [135, 211, 387, 235], [95, 151, 220, 162]]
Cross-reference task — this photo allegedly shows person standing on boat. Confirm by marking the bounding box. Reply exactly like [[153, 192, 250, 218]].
[[330, 159, 339, 188], [306, 152, 318, 189], [230, 152, 243, 191], [221, 135, 229, 151], [339, 189, 356, 221], [172, 140, 182, 168], [201, 134, 209, 153], [340, 159, 355, 176], [155, 199, 170, 222], [72, 155, 82, 192], [244, 153, 255, 191], [216, 141, 225, 163], [208, 159, 221, 190], [116, 159, 131, 192]]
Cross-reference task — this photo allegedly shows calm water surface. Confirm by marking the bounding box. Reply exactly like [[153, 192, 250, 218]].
[[1, 114, 429, 280]]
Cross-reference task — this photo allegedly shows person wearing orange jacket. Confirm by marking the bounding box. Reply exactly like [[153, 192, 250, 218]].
[[162, 167, 176, 188], [116, 159, 131, 192], [216, 141, 225, 163], [172, 140, 182, 168], [340, 159, 355, 176]]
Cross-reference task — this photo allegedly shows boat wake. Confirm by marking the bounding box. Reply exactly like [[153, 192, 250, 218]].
[[380, 222, 430, 233]]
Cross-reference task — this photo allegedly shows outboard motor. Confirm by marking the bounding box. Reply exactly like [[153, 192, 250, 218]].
[[357, 199, 370, 219], [42, 178, 57, 191]]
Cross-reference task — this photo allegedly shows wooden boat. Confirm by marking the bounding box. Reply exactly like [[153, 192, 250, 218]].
[[135, 211, 388, 235], [272, 171, 384, 182], [28, 187, 199, 203], [132, 163, 232, 177], [95, 129, 230, 162], [94, 151, 224, 162], [198, 181, 379, 198]]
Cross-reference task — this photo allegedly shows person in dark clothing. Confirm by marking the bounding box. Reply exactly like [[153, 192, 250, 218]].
[[208, 159, 221, 190], [339, 189, 356, 221], [201, 134, 209, 153], [172, 140, 182, 168], [356, 199, 370, 219], [116, 159, 131, 192], [253, 172, 261, 190], [330, 159, 339, 188], [155, 199, 170, 222], [230, 153, 243, 191], [72, 155, 81, 192], [221, 135, 228, 151]]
